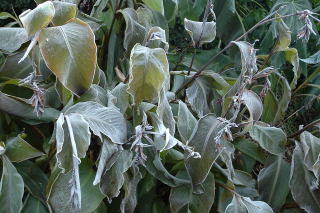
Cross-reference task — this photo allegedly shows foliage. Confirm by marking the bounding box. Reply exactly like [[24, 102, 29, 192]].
[[0, 0, 320, 213]]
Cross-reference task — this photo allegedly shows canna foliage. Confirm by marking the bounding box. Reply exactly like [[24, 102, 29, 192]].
[[0, 0, 320, 212]]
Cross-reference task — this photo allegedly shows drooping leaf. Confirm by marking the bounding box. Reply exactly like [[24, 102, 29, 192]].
[[177, 100, 197, 144], [157, 89, 175, 136], [225, 195, 273, 213], [289, 142, 320, 213], [301, 50, 320, 64], [127, 44, 169, 104], [186, 77, 211, 117], [184, 18, 216, 47], [52, 1, 77, 26], [0, 155, 24, 213], [0, 28, 28, 52], [144, 26, 169, 51], [185, 114, 226, 186], [65, 101, 127, 144], [274, 15, 291, 52], [5, 134, 43, 162], [249, 124, 286, 156], [258, 156, 291, 212], [19, 1, 55, 36], [273, 72, 291, 123], [48, 159, 105, 213], [38, 19, 97, 96]]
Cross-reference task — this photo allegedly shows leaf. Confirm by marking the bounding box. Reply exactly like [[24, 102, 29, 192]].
[[0, 92, 59, 124], [21, 196, 47, 213], [142, 0, 164, 15], [300, 131, 320, 185], [301, 50, 320, 64], [0, 12, 17, 21], [0, 155, 24, 213], [184, 18, 216, 47], [0, 28, 28, 52], [289, 142, 320, 213], [52, 1, 77, 26], [111, 83, 130, 114], [249, 124, 286, 156], [93, 139, 122, 185], [157, 89, 175, 136], [0, 52, 32, 79], [232, 41, 258, 75], [118, 8, 147, 52], [225, 195, 273, 213], [185, 114, 226, 186], [186, 77, 211, 117], [257, 156, 291, 212], [274, 15, 291, 52], [48, 159, 105, 213], [127, 44, 169, 104], [15, 161, 48, 203], [65, 101, 127, 144], [144, 26, 169, 51], [273, 72, 291, 123], [261, 91, 278, 123], [163, 0, 178, 23], [99, 150, 133, 201], [38, 19, 97, 96], [5, 134, 43, 162], [178, 0, 208, 20], [177, 100, 197, 144], [19, 1, 55, 36], [233, 138, 267, 164]]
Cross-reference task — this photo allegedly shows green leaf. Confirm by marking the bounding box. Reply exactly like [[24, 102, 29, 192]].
[[0, 52, 32, 79], [127, 44, 169, 104], [142, 0, 164, 15], [38, 19, 97, 96], [289, 142, 320, 213], [163, 0, 178, 23], [273, 72, 291, 123], [249, 124, 286, 156], [22, 195, 47, 213], [258, 156, 291, 212], [184, 18, 216, 47], [157, 89, 175, 136], [225, 195, 273, 213], [65, 101, 127, 144], [177, 100, 197, 144], [186, 77, 211, 117], [48, 159, 105, 213], [261, 91, 278, 123], [300, 131, 320, 185], [52, 1, 77, 26], [233, 138, 267, 164], [0, 12, 17, 21], [0, 28, 28, 52], [5, 134, 43, 162], [0, 155, 24, 213], [111, 83, 130, 114], [185, 114, 226, 186], [178, 0, 207, 20], [19, 1, 55, 36], [274, 15, 291, 52], [301, 50, 320, 64]]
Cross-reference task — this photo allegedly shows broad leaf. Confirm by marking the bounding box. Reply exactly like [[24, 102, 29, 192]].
[[233, 138, 267, 164], [5, 134, 43, 162], [65, 101, 127, 144], [249, 125, 286, 156], [184, 18, 216, 47], [0, 28, 28, 52], [185, 114, 226, 186], [258, 156, 290, 212], [0, 155, 24, 213], [111, 83, 130, 114], [289, 142, 320, 213], [177, 100, 197, 144], [39, 19, 97, 96], [22, 196, 47, 213], [225, 195, 273, 213], [19, 1, 55, 36], [127, 44, 169, 104], [143, 0, 164, 15], [157, 89, 175, 136], [52, 1, 77, 26], [301, 50, 320, 64]]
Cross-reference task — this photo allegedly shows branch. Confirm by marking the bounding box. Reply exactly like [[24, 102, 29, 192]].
[[174, 12, 301, 95], [288, 119, 320, 138]]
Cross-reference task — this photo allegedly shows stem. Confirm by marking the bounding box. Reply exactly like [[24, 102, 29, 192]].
[[187, 48, 197, 75], [175, 12, 301, 95], [288, 119, 320, 138]]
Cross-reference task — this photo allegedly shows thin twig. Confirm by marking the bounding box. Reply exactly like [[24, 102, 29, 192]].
[[187, 48, 197, 75], [288, 119, 320, 138], [175, 12, 301, 95]]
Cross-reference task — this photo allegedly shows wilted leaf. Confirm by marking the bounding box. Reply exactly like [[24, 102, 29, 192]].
[[5, 134, 43, 162], [185, 114, 226, 186], [184, 18, 216, 47], [65, 101, 127, 144], [258, 156, 290, 212], [0, 28, 28, 52], [289, 142, 320, 213], [39, 19, 97, 96], [0, 155, 24, 213], [127, 44, 169, 104], [249, 124, 286, 156], [19, 1, 55, 36], [52, 1, 77, 26], [177, 100, 197, 144]]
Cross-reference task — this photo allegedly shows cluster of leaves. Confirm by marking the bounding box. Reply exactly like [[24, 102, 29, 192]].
[[0, 0, 320, 212]]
